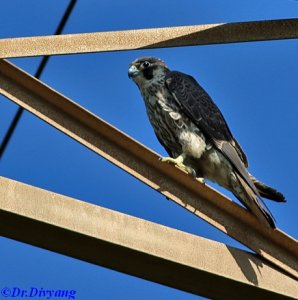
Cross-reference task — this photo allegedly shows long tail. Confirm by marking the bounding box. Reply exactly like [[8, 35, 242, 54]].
[[234, 173, 276, 229], [249, 174, 286, 202]]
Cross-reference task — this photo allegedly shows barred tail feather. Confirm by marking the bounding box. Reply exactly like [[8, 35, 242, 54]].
[[249, 174, 286, 202]]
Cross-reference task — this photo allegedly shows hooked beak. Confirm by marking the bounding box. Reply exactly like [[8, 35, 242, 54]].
[[128, 65, 139, 79]]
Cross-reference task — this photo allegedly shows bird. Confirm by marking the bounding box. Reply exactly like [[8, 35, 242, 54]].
[[128, 57, 285, 229]]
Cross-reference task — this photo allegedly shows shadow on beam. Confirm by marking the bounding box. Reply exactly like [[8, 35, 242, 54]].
[[0, 177, 297, 300], [141, 18, 298, 50]]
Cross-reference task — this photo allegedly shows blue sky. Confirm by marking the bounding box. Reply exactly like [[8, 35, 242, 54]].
[[1, 1, 298, 299]]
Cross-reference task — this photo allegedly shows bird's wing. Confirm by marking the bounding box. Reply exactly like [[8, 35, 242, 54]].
[[165, 71, 258, 196], [156, 135, 173, 157], [165, 71, 275, 225]]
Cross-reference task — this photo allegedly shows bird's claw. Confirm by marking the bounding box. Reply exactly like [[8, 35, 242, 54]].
[[159, 155, 196, 179], [188, 168, 197, 179], [197, 177, 205, 184]]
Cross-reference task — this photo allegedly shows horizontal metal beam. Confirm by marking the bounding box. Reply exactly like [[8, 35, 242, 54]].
[[1, 176, 297, 299], [0, 59, 297, 279], [0, 18, 298, 58]]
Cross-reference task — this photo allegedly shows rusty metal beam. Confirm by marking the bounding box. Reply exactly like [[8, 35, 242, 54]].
[[0, 176, 297, 299], [0, 18, 298, 59], [0, 59, 297, 279]]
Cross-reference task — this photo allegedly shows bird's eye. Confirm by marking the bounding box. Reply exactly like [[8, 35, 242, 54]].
[[142, 61, 151, 68]]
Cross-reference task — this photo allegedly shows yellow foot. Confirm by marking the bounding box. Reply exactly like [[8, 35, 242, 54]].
[[160, 156, 183, 165], [197, 177, 205, 184], [159, 155, 196, 179]]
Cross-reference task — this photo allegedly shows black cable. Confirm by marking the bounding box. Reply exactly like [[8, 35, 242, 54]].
[[0, 0, 77, 160]]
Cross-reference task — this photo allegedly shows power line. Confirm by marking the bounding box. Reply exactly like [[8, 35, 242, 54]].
[[0, 0, 77, 160]]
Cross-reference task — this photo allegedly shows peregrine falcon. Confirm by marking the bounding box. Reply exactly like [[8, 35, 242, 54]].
[[128, 57, 285, 228]]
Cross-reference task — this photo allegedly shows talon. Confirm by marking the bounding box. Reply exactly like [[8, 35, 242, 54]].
[[189, 168, 197, 179], [197, 177, 205, 184], [183, 165, 196, 179]]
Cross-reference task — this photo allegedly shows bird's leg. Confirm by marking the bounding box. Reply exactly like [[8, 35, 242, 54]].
[[160, 154, 196, 179]]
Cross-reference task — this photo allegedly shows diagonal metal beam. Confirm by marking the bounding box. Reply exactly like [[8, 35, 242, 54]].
[[0, 176, 297, 300], [0, 59, 297, 279], [0, 18, 298, 59]]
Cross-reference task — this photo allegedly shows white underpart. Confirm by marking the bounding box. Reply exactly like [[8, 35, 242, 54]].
[[179, 130, 206, 159], [203, 148, 234, 189]]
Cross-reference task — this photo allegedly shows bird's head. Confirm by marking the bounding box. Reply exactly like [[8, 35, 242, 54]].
[[128, 57, 169, 88]]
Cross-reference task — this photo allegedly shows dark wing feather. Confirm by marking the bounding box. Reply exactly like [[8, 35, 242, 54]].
[[156, 135, 173, 157], [166, 72, 248, 162], [165, 71, 257, 195]]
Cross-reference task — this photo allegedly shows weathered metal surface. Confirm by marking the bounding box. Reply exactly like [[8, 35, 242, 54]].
[[0, 19, 297, 58], [1, 176, 297, 299]]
